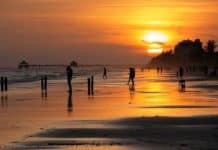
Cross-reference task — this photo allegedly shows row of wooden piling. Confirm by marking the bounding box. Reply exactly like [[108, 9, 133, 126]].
[[1, 74, 185, 94], [1, 76, 47, 92], [1, 75, 95, 95], [41, 75, 95, 95]]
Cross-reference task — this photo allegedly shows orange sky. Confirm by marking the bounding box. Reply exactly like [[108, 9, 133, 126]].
[[0, 0, 218, 66]]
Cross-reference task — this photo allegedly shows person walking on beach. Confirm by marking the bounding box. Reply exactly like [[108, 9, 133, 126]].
[[66, 65, 73, 93], [157, 67, 160, 73], [103, 67, 107, 79], [179, 66, 184, 79], [128, 67, 135, 85], [204, 65, 208, 76]]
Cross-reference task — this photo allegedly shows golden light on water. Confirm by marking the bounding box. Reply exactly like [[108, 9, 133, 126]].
[[147, 48, 163, 54]]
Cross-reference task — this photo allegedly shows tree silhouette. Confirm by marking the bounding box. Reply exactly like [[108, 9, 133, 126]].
[[174, 39, 204, 63], [206, 40, 216, 55], [148, 39, 218, 67]]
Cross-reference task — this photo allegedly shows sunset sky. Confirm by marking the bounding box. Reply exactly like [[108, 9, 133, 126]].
[[0, 0, 218, 66]]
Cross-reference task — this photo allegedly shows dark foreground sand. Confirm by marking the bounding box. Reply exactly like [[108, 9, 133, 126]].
[[4, 116, 218, 150]]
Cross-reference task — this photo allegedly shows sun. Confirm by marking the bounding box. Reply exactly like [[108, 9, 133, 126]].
[[142, 31, 168, 54], [143, 31, 168, 44]]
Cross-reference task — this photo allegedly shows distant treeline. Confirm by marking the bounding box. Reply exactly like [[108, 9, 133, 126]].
[[148, 39, 217, 68]]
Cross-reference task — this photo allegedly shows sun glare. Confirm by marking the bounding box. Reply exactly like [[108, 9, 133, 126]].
[[143, 31, 168, 44], [142, 31, 168, 54]]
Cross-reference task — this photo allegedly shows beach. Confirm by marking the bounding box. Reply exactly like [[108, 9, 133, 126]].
[[1, 67, 218, 150]]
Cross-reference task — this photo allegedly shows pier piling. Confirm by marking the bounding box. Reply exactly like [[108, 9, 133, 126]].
[[44, 75, 47, 91], [88, 78, 91, 95], [41, 76, 48, 91], [41, 77, 44, 90], [4, 77, 7, 91], [1, 77, 4, 92], [91, 76, 94, 95]]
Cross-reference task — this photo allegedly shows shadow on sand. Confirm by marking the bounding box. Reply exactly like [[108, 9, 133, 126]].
[[8, 116, 218, 150]]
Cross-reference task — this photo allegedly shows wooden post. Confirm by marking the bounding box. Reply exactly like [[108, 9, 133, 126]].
[[4, 77, 7, 91], [91, 76, 94, 95], [88, 78, 91, 95], [41, 76, 44, 90], [1, 77, 4, 92], [44, 75, 47, 91]]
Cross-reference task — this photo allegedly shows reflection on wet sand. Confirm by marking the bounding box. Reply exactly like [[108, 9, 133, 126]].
[[1, 93, 8, 109], [129, 84, 135, 104], [68, 92, 73, 113], [41, 91, 47, 100], [41, 91, 47, 104], [1, 68, 218, 149]]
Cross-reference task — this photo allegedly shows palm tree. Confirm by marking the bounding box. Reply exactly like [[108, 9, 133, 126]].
[[206, 40, 216, 55]]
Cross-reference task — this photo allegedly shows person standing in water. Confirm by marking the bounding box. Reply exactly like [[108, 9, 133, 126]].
[[204, 65, 208, 76], [103, 67, 107, 79], [179, 66, 184, 79], [128, 67, 135, 85], [66, 65, 73, 93]]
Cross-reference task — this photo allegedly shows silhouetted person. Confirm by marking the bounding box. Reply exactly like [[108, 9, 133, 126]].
[[185, 66, 189, 73], [178, 67, 186, 91], [103, 67, 107, 79], [66, 65, 73, 93], [179, 80, 186, 92], [179, 66, 184, 79], [214, 66, 217, 76], [192, 65, 196, 72], [210, 66, 217, 76], [157, 67, 160, 73], [204, 65, 208, 76], [189, 66, 192, 72], [128, 67, 135, 85], [160, 67, 163, 73]]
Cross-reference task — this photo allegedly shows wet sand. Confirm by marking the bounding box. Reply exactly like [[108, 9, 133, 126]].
[[7, 116, 218, 150], [1, 69, 218, 149]]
